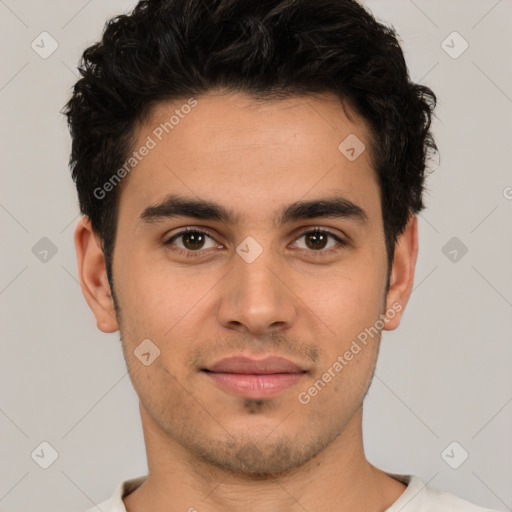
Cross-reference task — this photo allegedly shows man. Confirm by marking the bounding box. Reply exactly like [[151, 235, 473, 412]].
[[64, 0, 497, 510]]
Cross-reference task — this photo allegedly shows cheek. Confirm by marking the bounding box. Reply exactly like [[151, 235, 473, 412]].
[[130, 355, 199, 428], [297, 336, 380, 419], [315, 266, 385, 331], [115, 253, 209, 333]]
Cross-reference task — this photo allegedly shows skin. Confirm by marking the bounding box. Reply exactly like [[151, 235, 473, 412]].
[[75, 90, 418, 512]]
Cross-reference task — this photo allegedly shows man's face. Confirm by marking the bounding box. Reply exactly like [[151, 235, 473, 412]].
[[87, 91, 410, 476]]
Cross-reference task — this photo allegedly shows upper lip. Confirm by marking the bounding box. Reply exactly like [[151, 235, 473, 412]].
[[204, 356, 306, 374]]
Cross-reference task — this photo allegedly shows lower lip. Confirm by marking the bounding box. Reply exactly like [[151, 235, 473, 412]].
[[203, 371, 305, 399]]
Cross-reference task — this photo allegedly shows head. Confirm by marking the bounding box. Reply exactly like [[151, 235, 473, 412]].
[[66, 0, 437, 477]]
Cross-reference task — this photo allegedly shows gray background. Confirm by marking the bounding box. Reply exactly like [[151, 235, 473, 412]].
[[1, 1, 511, 511]]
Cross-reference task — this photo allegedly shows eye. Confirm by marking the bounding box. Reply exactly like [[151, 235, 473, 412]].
[[164, 228, 219, 255], [292, 229, 346, 253]]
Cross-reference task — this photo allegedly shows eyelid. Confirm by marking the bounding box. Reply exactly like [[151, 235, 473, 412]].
[[290, 226, 347, 251], [164, 226, 220, 246], [292, 225, 346, 240]]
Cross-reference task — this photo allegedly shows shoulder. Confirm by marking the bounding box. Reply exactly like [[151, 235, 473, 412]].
[[386, 474, 499, 512], [85, 476, 147, 512]]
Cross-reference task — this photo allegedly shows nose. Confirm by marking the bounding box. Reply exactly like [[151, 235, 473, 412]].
[[216, 245, 297, 336]]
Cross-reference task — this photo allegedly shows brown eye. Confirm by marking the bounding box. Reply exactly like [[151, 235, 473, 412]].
[[304, 231, 329, 250], [181, 231, 207, 250], [293, 229, 343, 252], [165, 229, 218, 252]]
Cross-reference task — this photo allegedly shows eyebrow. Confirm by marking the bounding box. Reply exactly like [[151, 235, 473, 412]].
[[139, 193, 368, 227]]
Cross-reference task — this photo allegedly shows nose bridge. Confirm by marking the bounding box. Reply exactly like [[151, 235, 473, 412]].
[[237, 245, 279, 298], [217, 238, 296, 334]]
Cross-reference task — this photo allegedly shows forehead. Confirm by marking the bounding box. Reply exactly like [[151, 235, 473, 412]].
[[118, 91, 380, 225], [142, 90, 372, 161]]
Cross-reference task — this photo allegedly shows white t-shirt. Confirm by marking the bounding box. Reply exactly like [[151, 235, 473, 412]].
[[88, 473, 498, 511]]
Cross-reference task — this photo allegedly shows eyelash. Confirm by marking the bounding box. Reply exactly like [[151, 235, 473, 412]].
[[163, 226, 347, 259]]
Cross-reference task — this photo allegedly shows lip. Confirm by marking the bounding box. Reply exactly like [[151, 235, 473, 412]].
[[202, 356, 307, 399], [206, 356, 305, 374]]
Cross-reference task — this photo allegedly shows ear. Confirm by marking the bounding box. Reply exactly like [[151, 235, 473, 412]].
[[74, 217, 119, 333], [383, 215, 419, 331]]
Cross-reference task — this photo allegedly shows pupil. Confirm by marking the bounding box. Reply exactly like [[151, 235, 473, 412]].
[[184, 232, 204, 250], [306, 232, 327, 250]]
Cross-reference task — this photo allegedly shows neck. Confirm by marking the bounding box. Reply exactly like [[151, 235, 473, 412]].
[[124, 405, 406, 512]]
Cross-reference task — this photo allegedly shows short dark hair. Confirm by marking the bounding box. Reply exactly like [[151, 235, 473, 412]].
[[64, 0, 437, 284]]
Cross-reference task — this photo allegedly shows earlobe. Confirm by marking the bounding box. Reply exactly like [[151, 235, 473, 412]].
[[383, 215, 419, 331], [74, 217, 119, 333]]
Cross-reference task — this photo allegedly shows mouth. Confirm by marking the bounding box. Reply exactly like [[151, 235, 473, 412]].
[[201, 355, 307, 399]]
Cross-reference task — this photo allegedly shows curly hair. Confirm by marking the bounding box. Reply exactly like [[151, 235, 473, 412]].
[[63, 0, 437, 282]]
